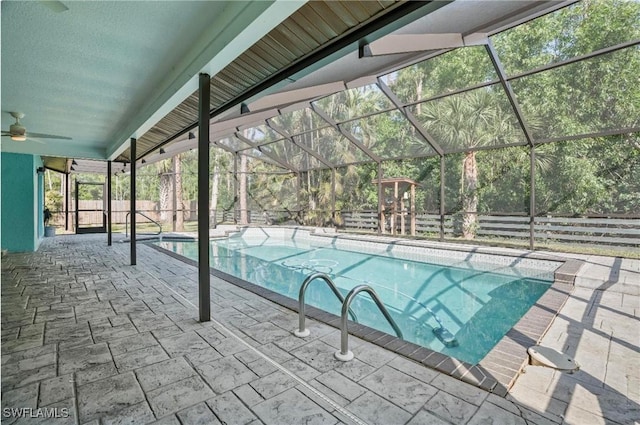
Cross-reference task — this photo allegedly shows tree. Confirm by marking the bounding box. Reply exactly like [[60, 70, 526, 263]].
[[156, 158, 172, 222], [492, 0, 640, 217], [117, 0, 639, 234], [173, 154, 184, 231], [418, 89, 522, 238]]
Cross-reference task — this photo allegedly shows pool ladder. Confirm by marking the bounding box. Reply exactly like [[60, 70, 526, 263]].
[[294, 273, 402, 362], [294, 273, 358, 337]]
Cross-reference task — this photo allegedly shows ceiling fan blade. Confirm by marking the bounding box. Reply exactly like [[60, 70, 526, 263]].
[[28, 137, 47, 145], [27, 132, 72, 140], [2, 132, 23, 139], [39, 1, 69, 13]]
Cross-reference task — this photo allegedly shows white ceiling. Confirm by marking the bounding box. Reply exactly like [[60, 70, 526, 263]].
[[1, 0, 305, 159]]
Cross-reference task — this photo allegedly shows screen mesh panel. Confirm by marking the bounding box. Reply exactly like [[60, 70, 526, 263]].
[[381, 46, 498, 104]]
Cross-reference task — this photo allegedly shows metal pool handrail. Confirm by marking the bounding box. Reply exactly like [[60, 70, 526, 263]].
[[294, 272, 357, 338], [351, 278, 458, 347], [125, 211, 162, 238], [335, 285, 403, 362]]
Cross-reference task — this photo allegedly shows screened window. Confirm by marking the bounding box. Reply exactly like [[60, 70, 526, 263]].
[[239, 125, 284, 146], [216, 135, 253, 152], [341, 110, 436, 159], [409, 84, 527, 153], [511, 47, 640, 141], [492, 0, 640, 76], [313, 83, 395, 122], [293, 126, 371, 166], [381, 46, 498, 105], [268, 107, 329, 137], [259, 139, 323, 170]]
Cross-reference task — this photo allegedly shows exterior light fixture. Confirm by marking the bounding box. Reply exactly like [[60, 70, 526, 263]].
[[159, 148, 165, 154], [36, 167, 45, 174], [72, 160, 78, 165], [141, 159, 146, 164], [240, 103, 250, 114], [11, 134, 27, 142], [188, 132, 195, 139]]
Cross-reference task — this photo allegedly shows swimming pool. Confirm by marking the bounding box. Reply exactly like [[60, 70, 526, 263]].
[[155, 228, 560, 364]]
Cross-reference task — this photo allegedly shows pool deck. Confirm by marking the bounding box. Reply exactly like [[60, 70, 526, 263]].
[[1, 233, 638, 425]]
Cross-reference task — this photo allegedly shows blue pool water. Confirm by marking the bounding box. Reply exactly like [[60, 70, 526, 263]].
[[155, 234, 552, 364]]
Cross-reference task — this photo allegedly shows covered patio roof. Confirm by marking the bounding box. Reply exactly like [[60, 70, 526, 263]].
[[0, 0, 434, 163], [2, 0, 597, 172]]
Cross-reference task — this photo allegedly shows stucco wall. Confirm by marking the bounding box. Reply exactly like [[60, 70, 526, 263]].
[[1, 152, 43, 252]]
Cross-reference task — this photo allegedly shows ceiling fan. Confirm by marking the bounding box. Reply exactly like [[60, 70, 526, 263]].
[[1, 112, 72, 143], [40, 1, 68, 13]]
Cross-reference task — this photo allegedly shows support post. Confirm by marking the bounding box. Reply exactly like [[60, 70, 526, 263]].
[[296, 172, 301, 223], [392, 181, 398, 236], [331, 168, 336, 226], [233, 154, 238, 224], [530, 145, 535, 250], [107, 161, 112, 246], [400, 192, 405, 236], [64, 172, 70, 231], [198, 73, 211, 322], [130, 138, 136, 265], [377, 162, 383, 235], [411, 183, 416, 236], [172, 158, 177, 232], [75, 180, 79, 235], [440, 156, 445, 241]]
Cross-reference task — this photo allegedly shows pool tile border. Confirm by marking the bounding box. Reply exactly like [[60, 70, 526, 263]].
[[148, 236, 581, 396]]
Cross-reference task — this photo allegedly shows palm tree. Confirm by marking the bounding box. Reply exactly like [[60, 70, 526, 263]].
[[419, 89, 523, 239], [156, 158, 172, 223], [173, 154, 184, 231], [156, 155, 184, 229]]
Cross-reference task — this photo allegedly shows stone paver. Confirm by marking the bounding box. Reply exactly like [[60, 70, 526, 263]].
[[291, 339, 343, 373], [196, 356, 258, 394], [100, 401, 156, 425], [359, 365, 438, 414], [108, 331, 158, 356], [157, 331, 211, 357], [207, 391, 257, 425], [176, 402, 221, 425], [1, 233, 637, 425], [77, 372, 146, 423], [406, 409, 451, 425], [346, 391, 413, 425], [252, 388, 338, 425], [509, 254, 640, 425], [315, 370, 366, 402], [423, 390, 478, 424], [146, 376, 215, 417], [135, 357, 196, 392], [38, 375, 74, 407], [250, 370, 299, 399], [1, 383, 38, 410], [233, 383, 265, 407], [242, 321, 291, 345], [114, 344, 170, 371]]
